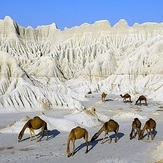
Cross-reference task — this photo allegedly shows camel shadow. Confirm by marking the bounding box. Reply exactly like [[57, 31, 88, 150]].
[[101, 132, 124, 144], [37, 129, 60, 140], [88, 138, 103, 152], [105, 98, 114, 102], [135, 103, 148, 106], [20, 137, 30, 142], [74, 141, 91, 155], [74, 132, 124, 154], [110, 132, 124, 140], [73, 138, 102, 155], [20, 129, 60, 142], [124, 101, 133, 103], [142, 130, 157, 140]]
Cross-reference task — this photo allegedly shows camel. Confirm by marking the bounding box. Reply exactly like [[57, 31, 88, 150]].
[[135, 95, 147, 105], [101, 92, 107, 102], [66, 126, 89, 157], [120, 93, 132, 103], [138, 118, 156, 140], [130, 118, 141, 140], [18, 116, 48, 142], [91, 119, 119, 144]]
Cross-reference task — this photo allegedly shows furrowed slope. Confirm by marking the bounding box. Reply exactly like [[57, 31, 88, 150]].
[[0, 16, 163, 111]]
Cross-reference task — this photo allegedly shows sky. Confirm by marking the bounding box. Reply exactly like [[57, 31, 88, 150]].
[[1, 0, 163, 30]]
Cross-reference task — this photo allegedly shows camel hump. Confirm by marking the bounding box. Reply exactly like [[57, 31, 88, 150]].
[[108, 119, 119, 128], [140, 95, 146, 99], [149, 118, 156, 125], [33, 116, 41, 119]]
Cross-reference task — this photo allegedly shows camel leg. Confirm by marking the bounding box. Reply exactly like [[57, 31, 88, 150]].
[[151, 128, 155, 140], [147, 129, 150, 140], [72, 139, 75, 156], [130, 128, 134, 140], [139, 100, 141, 105], [29, 129, 33, 141], [39, 129, 45, 142], [30, 129, 37, 141], [129, 97, 132, 103], [37, 130, 43, 142], [134, 129, 137, 138], [46, 130, 48, 141], [150, 129, 153, 140], [33, 131, 38, 140], [38, 125, 47, 141], [101, 132, 107, 144], [145, 100, 147, 105], [66, 138, 71, 157], [84, 132, 88, 153], [134, 128, 140, 138], [85, 141, 88, 153], [136, 129, 140, 139], [107, 133, 111, 143], [84, 133, 88, 153], [44, 123, 48, 141], [115, 131, 118, 143]]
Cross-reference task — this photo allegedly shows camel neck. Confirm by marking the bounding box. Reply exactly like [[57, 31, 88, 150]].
[[20, 122, 28, 134]]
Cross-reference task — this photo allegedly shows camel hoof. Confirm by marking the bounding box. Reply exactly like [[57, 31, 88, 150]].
[[67, 153, 71, 157]]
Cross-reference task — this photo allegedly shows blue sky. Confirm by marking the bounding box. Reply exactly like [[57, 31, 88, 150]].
[[1, 0, 163, 30]]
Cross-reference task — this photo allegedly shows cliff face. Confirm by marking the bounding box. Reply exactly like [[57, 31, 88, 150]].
[[0, 16, 163, 112]]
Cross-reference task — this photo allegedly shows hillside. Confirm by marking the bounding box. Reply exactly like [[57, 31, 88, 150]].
[[0, 16, 163, 111]]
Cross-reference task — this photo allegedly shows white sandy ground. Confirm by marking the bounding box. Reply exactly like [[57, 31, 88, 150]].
[[0, 94, 163, 163]]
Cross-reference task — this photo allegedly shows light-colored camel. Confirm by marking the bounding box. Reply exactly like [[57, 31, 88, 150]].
[[138, 118, 156, 140], [101, 92, 107, 102], [18, 116, 48, 142], [135, 95, 147, 105], [120, 93, 132, 103], [66, 126, 88, 157], [91, 119, 119, 144], [130, 118, 141, 140]]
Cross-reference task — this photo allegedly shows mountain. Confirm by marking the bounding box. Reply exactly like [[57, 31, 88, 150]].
[[0, 16, 163, 112]]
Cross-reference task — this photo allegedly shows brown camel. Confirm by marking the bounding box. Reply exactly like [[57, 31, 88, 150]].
[[138, 118, 156, 140], [18, 116, 48, 142], [101, 92, 107, 102], [66, 126, 89, 157], [130, 118, 141, 140], [135, 95, 147, 105], [91, 119, 119, 144], [120, 93, 132, 103]]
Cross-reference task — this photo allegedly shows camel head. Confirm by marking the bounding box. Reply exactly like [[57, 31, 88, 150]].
[[91, 133, 99, 142], [138, 130, 143, 140], [18, 132, 23, 142]]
